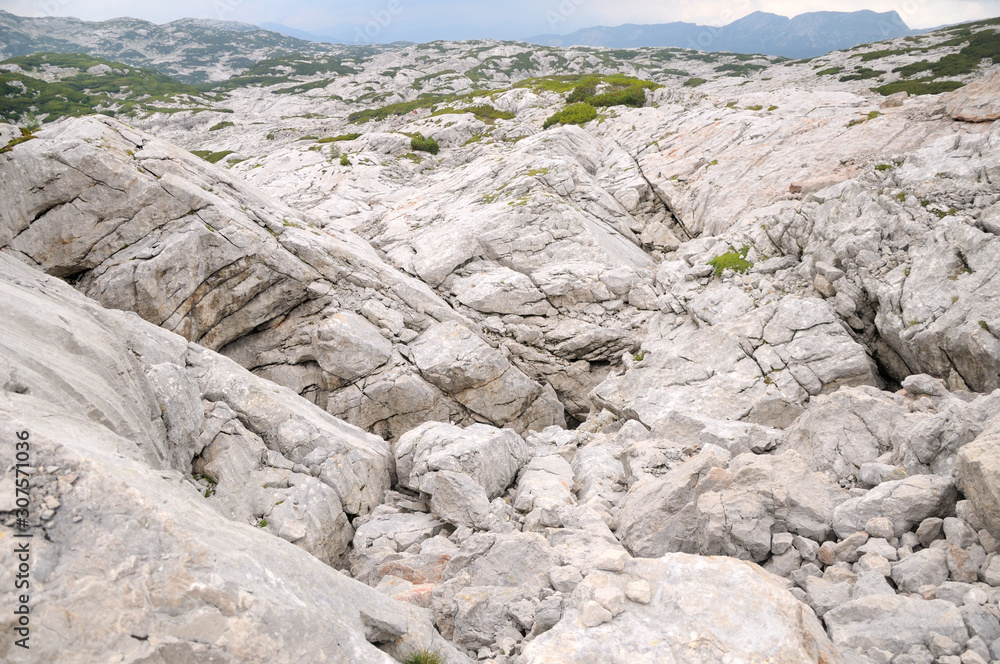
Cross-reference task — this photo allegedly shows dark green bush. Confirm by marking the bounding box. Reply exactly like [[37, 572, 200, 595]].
[[873, 80, 965, 96], [401, 651, 443, 664], [317, 133, 362, 143], [410, 133, 440, 154], [683, 77, 707, 87], [590, 86, 647, 108], [543, 102, 597, 129]]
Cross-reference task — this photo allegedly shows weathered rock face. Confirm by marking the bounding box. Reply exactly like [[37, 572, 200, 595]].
[[620, 449, 849, 561], [593, 295, 880, 431], [5, 25, 1000, 664], [956, 423, 1000, 540], [0, 252, 468, 663], [0, 116, 564, 440], [522, 553, 843, 664], [944, 69, 1000, 123]]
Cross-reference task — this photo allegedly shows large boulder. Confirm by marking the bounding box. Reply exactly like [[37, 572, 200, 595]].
[[394, 421, 531, 499], [824, 594, 968, 658], [620, 449, 849, 561], [956, 427, 1000, 540], [0, 253, 467, 663], [0, 251, 388, 565], [832, 475, 958, 539], [522, 553, 843, 663], [944, 70, 1000, 123]]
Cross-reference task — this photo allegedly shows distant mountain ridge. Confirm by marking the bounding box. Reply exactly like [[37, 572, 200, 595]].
[[0, 9, 329, 82], [529, 10, 922, 58]]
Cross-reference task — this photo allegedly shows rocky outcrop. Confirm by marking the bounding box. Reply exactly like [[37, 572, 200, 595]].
[[522, 553, 843, 664], [945, 70, 1000, 123], [0, 252, 468, 662], [0, 116, 564, 439]]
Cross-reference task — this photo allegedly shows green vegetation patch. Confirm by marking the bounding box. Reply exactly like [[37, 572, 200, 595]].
[[892, 29, 1000, 79], [191, 149, 235, 164], [211, 54, 357, 92], [846, 110, 881, 128], [873, 79, 965, 96], [317, 132, 362, 143], [0, 127, 35, 154], [543, 102, 597, 129], [401, 651, 444, 664], [683, 77, 707, 87], [209, 121, 234, 131], [815, 66, 844, 76], [410, 133, 440, 154], [714, 62, 767, 77], [854, 48, 914, 62], [839, 67, 885, 82], [0, 52, 211, 124], [431, 104, 515, 123], [708, 245, 753, 276]]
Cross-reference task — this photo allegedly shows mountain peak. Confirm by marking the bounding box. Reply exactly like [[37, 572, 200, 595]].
[[528, 9, 917, 58]]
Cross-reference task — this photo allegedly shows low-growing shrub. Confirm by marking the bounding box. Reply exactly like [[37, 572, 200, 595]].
[[543, 102, 597, 129], [873, 80, 965, 96], [208, 121, 234, 131], [590, 86, 647, 108], [317, 132, 362, 143], [708, 245, 753, 276], [190, 149, 234, 164], [410, 133, 440, 154], [683, 77, 707, 87], [401, 651, 443, 664]]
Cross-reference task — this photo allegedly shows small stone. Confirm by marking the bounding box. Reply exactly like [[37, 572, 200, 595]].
[[917, 517, 944, 547], [947, 546, 980, 583], [625, 580, 651, 604], [956, 501, 985, 532], [856, 552, 891, 576], [982, 556, 1000, 586], [593, 586, 626, 616], [865, 517, 894, 539], [594, 549, 629, 573], [900, 531, 921, 550], [964, 587, 988, 606], [817, 542, 837, 566], [549, 566, 584, 593], [793, 536, 820, 562], [893, 644, 934, 664], [857, 537, 898, 561], [771, 532, 794, 555], [833, 531, 869, 563], [578, 600, 613, 628], [979, 529, 999, 554], [790, 563, 823, 589], [944, 517, 980, 549], [960, 650, 988, 664], [967, 635, 993, 661], [865, 647, 893, 664], [929, 632, 962, 657]]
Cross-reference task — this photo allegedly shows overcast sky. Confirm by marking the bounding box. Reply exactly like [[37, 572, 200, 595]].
[[3, 0, 999, 41]]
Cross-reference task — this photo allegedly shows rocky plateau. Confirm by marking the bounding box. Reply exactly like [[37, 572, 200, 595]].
[[1, 11, 1000, 664]]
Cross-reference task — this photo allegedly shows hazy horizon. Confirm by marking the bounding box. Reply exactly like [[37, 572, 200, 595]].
[[2, 0, 999, 44]]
